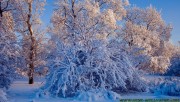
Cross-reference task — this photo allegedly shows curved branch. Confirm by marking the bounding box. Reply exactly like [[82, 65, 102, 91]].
[[2, 0, 10, 11]]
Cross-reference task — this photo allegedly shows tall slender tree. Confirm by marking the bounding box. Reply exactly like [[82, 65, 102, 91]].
[[13, 0, 46, 84]]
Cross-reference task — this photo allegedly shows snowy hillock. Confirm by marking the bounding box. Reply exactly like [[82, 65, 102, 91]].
[[75, 89, 121, 102]]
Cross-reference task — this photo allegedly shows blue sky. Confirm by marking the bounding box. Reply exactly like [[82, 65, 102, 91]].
[[42, 0, 180, 45]]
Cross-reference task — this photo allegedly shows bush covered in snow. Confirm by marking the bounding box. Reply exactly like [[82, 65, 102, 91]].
[[41, 42, 146, 97], [0, 89, 7, 102], [165, 51, 180, 76], [146, 76, 180, 96], [0, 53, 17, 89]]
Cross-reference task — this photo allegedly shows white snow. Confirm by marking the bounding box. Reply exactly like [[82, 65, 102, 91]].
[[6, 77, 180, 102], [7, 80, 43, 102], [120, 92, 180, 99], [7, 79, 120, 102]]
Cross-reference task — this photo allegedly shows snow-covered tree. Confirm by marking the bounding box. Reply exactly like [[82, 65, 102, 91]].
[[0, 89, 7, 102], [165, 45, 180, 76], [12, 0, 46, 84], [41, 0, 146, 98], [122, 6, 174, 73], [0, 10, 18, 89]]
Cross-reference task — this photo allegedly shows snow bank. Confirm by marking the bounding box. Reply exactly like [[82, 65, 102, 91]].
[[76, 89, 120, 102], [38, 89, 120, 102]]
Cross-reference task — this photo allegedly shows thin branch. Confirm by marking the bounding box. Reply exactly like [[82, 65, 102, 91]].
[[3, 8, 16, 11], [2, 0, 10, 11]]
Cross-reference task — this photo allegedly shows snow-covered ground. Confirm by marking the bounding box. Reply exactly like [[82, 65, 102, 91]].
[[6, 79, 180, 102], [7, 80, 43, 102], [120, 92, 180, 99], [7, 79, 120, 102]]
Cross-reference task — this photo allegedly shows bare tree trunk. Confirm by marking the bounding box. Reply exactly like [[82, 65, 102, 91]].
[[29, 65, 34, 84], [27, 1, 35, 84], [0, 2, 3, 17]]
